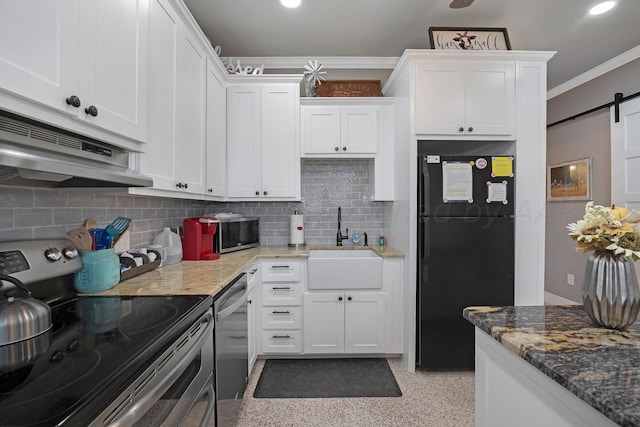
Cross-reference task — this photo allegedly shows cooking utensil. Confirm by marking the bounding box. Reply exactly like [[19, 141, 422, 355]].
[[66, 227, 93, 251], [89, 228, 111, 250], [84, 218, 97, 230], [0, 275, 52, 346], [105, 217, 131, 243]]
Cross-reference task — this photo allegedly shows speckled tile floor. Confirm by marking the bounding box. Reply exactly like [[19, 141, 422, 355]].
[[234, 358, 474, 427]]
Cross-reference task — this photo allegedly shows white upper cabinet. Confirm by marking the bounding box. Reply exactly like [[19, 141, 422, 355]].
[[0, 0, 148, 146], [302, 103, 379, 155], [414, 60, 515, 139], [173, 25, 207, 194], [204, 60, 227, 198], [136, 0, 206, 196], [77, 0, 148, 142], [0, 0, 79, 114], [227, 81, 300, 200]]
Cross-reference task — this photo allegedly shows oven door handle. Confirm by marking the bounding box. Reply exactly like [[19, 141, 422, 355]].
[[107, 312, 214, 427], [216, 288, 248, 322]]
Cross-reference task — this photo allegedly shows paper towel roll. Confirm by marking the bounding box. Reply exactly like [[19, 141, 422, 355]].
[[289, 214, 305, 246]]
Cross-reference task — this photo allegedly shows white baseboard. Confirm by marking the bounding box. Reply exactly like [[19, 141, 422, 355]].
[[544, 291, 580, 306]]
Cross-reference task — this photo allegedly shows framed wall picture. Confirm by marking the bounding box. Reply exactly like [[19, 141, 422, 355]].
[[428, 27, 512, 50], [547, 158, 592, 201]]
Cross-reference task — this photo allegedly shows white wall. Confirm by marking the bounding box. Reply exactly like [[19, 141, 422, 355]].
[[545, 56, 640, 302]]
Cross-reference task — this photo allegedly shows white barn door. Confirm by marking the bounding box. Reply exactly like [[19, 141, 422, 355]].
[[611, 97, 640, 210]]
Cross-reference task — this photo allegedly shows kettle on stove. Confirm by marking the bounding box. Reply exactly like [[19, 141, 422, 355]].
[[0, 274, 52, 369]]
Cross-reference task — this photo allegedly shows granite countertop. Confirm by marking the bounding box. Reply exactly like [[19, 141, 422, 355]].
[[82, 245, 403, 298], [464, 305, 640, 427]]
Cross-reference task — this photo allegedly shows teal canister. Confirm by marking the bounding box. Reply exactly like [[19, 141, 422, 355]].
[[74, 249, 120, 293]]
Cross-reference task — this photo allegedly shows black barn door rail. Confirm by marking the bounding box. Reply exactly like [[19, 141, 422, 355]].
[[547, 91, 640, 128]]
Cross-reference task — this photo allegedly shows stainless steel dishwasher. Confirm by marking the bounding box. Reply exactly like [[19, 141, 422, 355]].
[[213, 272, 249, 426]]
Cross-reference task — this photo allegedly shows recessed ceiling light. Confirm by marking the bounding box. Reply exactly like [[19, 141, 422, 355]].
[[589, 1, 616, 15], [280, 0, 301, 8]]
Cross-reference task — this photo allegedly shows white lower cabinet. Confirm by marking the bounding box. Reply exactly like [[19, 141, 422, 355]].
[[259, 259, 304, 355], [303, 291, 386, 354]]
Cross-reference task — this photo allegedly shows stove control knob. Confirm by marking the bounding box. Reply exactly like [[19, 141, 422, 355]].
[[44, 248, 62, 262], [62, 246, 78, 259]]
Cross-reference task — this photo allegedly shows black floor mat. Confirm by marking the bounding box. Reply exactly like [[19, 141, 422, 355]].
[[253, 358, 402, 398]]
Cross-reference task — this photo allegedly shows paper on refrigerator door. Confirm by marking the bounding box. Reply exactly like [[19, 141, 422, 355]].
[[442, 161, 473, 203]]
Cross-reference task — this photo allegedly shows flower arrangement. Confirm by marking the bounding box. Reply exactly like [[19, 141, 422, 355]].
[[567, 201, 640, 260]]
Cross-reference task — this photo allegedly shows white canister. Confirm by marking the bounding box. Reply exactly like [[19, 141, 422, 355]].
[[288, 214, 305, 248]]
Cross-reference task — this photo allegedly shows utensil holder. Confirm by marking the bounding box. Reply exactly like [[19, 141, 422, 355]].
[[74, 249, 120, 293]]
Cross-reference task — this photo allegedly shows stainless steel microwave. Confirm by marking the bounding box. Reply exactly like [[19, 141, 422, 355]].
[[215, 217, 260, 254]]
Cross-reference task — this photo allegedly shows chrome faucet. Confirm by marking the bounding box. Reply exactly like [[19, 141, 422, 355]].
[[337, 207, 349, 246]]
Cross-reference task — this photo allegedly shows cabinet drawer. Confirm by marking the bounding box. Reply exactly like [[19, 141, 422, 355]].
[[262, 281, 302, 306], [262, 259, 302, 282], [262, 307, 302, 329], [261, 331, 302, 353]]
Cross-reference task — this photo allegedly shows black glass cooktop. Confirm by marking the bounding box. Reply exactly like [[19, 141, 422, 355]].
[[0, 295, 211, 427]]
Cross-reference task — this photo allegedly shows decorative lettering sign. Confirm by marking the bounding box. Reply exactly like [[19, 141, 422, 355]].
[[428, 27, 511, 50]]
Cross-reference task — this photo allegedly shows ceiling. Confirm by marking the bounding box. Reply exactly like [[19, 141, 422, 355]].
[[183, 0, 640, 90]]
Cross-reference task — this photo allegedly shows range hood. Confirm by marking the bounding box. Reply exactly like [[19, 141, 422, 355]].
[[0, 112, 152, 188]]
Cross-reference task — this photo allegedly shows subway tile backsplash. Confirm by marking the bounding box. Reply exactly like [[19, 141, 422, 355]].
[[0, 159, 385, 247]]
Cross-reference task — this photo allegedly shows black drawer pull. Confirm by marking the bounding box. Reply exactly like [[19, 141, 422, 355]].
[[271, 265, 290, 269], [272, 334, 291, 339], [272, 286, 291, 290], [272, 310, 291, 314]]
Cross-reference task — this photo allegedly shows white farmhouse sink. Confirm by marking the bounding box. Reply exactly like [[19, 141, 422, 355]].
[[307, 249, 383, 289]]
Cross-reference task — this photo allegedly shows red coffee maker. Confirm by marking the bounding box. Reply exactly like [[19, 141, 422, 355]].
[[182, 217, 220, 260]]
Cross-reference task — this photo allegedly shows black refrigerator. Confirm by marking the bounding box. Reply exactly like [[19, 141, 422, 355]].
[[417, 154, 515, 368]]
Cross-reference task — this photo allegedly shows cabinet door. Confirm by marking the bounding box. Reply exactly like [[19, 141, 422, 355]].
[[0, 1, 79, 113], [205, 63, 226, 197], [303, 293, 345, 354], [227, 86, 262, 198], [414, 61, 466, 135], [302, 106, 341, 154], [465, 61, 515, 136], [341, 107, 379, 154], [174, 26, 207, 194], [78, 0, 148, 142], [261, 85, 299, 198], [140, 0, 179, 191], [344, 292, 386, 353]]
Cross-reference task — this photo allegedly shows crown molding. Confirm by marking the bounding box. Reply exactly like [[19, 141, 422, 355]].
[[547, 44, 640, 99], [219, 56, 400, 70]]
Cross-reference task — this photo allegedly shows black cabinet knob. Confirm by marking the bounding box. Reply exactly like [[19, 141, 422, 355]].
[[342, 146, 347, 151], [338, 296, 343, 301], [347, 296, 352, 301], [255, 191, 260, 196], [468, 127, 474, 132], [335, 147, 339, 151], [458, 127, 464, 132], [176, 182, 185, 189], [263, 191, 267, 196], [208, 188, 213, 193], [85, 105, 98, 117], [65, 95, 81, 108]]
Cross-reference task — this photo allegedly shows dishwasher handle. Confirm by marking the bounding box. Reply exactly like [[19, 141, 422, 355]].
[[216, 287, 248, 322]]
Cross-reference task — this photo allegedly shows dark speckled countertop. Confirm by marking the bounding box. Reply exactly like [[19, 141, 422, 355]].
[[464, 305, 640, 427]]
